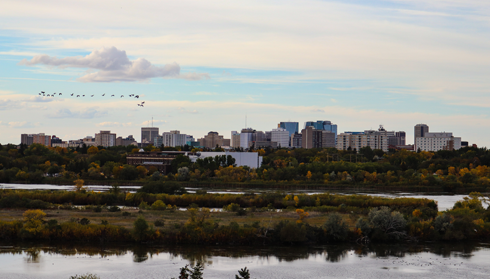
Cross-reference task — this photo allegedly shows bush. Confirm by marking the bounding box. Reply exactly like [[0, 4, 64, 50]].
[[122, 211, 131, 216], [151, 200, 166, 210], [108, 206, 121, 212], [324, 212, 349, 241], [138, 201, 150, 210], [79, 218, 90, 225], [133, 216, 151, 242], [138, 181, 187, 195], [368, 207, 407, 240], [277, 221, 307, 243], [101, 220, 109, 225], [154, 220, 165, 227], [93, 205, 102, 213]]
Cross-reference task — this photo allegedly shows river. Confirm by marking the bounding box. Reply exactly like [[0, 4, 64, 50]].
[[0, 242, 489, 278]]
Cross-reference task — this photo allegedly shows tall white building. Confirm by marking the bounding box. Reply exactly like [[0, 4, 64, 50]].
[[271, 128, 289, 148], [162, 130, 189, 147], [415, 132, 461, 152], [95, 130, 116, 147], [240, 128, 254, 149], [337, 127, 390, 152], [231, 131, 241, 148]]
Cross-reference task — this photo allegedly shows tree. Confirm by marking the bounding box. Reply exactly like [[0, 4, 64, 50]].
[[324, 212, 349, 241], [133, 216, 151, 242], [360, 146, 375, 161], [235, 267, 250, 279], [23, 209, 46, 235], [87, 146, 99, 154], [73, 178, 85, 192]]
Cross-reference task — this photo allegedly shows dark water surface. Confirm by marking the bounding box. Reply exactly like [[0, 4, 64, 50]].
[[1, 242, 489, 278]]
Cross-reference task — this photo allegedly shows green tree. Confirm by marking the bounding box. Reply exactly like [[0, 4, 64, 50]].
[[133, 216, 151, 242]]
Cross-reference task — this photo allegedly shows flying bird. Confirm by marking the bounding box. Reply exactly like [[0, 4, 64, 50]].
[[141, 101, 145, 104], [82, 95, 85, 97], [71, 93, 74, 96], [135, 95, 139, 98], [77, 95, 80, 97], [59, 93, 62, 95], [102, 94, 105, 96], [41, 91, 45, 94], [38, 93, 41, 95], [91, 95, 94, 97], [111, 95, 114, 97], [120, 95, 124, 98]]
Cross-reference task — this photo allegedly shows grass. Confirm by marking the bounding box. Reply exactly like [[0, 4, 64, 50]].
[[0, 208, 360, 231]]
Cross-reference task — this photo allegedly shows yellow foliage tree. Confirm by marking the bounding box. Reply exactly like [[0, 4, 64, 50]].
[[23, 209, 46, 234], [296, 209, 309, 223], [73, 178, 85, 192], [87, 146, 99, 154], [306, 171, 312, 180], [412, 209, 422, 217]]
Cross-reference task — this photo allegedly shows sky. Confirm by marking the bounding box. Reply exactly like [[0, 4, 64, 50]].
[[1, 0, 490, 146]]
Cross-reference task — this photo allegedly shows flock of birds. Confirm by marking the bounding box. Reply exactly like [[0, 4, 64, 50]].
[[38, 91, 145, 107]]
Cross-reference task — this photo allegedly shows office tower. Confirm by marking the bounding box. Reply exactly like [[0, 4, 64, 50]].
[[95, 131, 116, 147], [231, 131, 241, 147], [279, 122, 299, 144], [141, 127, 159, 143], [337, 126, 390, 152], [416, 132, 462, 152], [271, 128, 290, 148], [304, 120, 338, 140], [414, 124, 429, 145]]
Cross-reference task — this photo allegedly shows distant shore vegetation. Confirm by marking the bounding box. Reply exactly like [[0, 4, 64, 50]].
[[1, 143, 490, 193]]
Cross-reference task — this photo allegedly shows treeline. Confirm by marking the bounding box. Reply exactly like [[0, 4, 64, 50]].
[[1, 193, 490, 244], [2, 143, 490, 191], [0, 188, 436, 214]]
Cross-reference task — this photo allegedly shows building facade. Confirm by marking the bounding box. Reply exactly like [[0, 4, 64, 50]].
[[95, 130, 116, 147], [271, 128, 290, 148], [141, 127, 159, 144], [414, 124, 429, 145], [415, 132, 462, 152], [304, 120, 338, 140], [198, 131, 230, 148], [337, 127, 390, 152]]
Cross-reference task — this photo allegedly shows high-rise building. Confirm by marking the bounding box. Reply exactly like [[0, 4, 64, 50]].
[[141, 127, 159, 144], [337, 126, 390, 152], [305, 120, 338, 140], [198, 132, 230, 148], [301, 127, 336, 149], [279, 122, 299, 145], [415, 132, 461, 152], [116, 135, 137, 147], [95, 131, 116, 147], [271, 128, 290, 148], [240, 128, 255, 149], [162, 130, 188, 147], [414, 124, 429, 145], [291, 133, 302, 148], [20, 134, 34, 146], [231, 131, 241, 148]]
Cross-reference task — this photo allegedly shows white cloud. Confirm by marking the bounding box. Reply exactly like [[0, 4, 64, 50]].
[[46, 108, 107, 119], [6, 121, 38, 128], [141, 120, 167, 126], [178, 107, 199, 114], [96, 121, 132, 127], [19, 47, 209, 82]]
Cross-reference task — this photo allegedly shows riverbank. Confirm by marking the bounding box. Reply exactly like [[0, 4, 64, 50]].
[[5, 179, 489, 194]]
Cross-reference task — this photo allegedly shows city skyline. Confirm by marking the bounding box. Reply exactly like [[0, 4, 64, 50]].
[[1, 1, 490, 147]]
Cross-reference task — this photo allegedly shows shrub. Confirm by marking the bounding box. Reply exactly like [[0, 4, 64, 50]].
[[138, 201, 150, 210], [154, 220, 165, 227], [108, 206, 121, 212], [324, 212, 349, 241], [133, 216, 151, 242], [368, 207, 407, 240], [101, 220, 109, 225], [122, 211, 131, 216], [277, 221, 307, 243], [151, 200, 166, 210], [93, 205, 102, 213], [79, 218, 90, 225]]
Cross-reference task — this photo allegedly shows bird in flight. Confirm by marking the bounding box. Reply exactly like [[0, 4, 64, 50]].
[[102, 94, 105, 96], [135, 95, 139, 98], [71, 93, 74, 96], [77, 95, 80, 97], [59, 93, 62, 95], [111, 95, 114, 97], [41, 91, 45, 94], [120, 95, 124, 98], [91, 95, 94, 97]]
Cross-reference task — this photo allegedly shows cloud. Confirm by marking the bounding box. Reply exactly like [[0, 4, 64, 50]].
[[178, 107, 199, 114], [311, 109, 325, 113], [26, 96, 55, 103], [6, 121, 38, 128], [96, 121, 132, 127], [141, 120, 167, 126], [193, 91, 218, 96], [19, 47, 210, 82], [46, 108, 107, 119]]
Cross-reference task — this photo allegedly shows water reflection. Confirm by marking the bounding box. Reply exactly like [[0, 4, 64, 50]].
[[0, 241, 487, 265]]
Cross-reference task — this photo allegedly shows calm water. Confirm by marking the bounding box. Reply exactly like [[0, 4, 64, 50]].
[[0, 183, 469, 211], [0, 242, 489, 278]]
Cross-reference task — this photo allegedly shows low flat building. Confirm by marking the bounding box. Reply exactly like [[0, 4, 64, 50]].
[[188, 151, 263, 169], [415, 132, 461, 152], [126, 151, 195, 173]]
